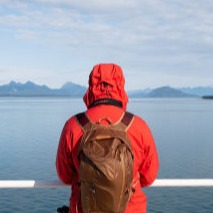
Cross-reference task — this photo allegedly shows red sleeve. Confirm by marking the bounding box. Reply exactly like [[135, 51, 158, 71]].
[[138, 119, 159, 187], [129, 115, 159, 187], [56, 119, 77, 185]]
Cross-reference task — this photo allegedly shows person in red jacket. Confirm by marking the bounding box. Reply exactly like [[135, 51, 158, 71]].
[[56, 63, 159, 213]]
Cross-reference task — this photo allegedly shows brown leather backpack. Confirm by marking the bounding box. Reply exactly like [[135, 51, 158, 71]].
[[75, 112, 134, 213]]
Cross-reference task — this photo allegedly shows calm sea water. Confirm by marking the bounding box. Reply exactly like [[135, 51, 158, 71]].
[[0, 97, 213, 213]]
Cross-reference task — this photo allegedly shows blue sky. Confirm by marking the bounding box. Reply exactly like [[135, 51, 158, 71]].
[[0, 0, 213, 90]]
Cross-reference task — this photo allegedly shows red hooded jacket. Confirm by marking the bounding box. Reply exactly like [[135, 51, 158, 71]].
[[56, 64, 159, 213]]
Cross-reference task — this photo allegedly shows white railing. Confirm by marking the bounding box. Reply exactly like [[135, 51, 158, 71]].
[[152, 179, 213, 187], [0, 179, 213, 188]]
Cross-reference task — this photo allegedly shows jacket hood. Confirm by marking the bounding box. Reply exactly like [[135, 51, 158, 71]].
[[83, 63, 129, 110]]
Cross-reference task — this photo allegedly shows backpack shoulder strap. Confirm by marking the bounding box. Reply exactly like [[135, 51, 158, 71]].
[[75, 112, 90, 128], [115, 111, 134, 131], [121, 111, 134, 127]]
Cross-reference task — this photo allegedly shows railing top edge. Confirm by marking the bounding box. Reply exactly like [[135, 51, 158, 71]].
[[1, 179, 213, 188]]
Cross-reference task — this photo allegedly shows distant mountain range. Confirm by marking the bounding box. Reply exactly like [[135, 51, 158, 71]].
[[127, 86, 213, 98], [0, 81, 213, 98], [0, 81, 86, 97]]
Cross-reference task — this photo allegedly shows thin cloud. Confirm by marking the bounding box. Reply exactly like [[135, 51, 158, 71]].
[[0, 0, 213, 88]]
